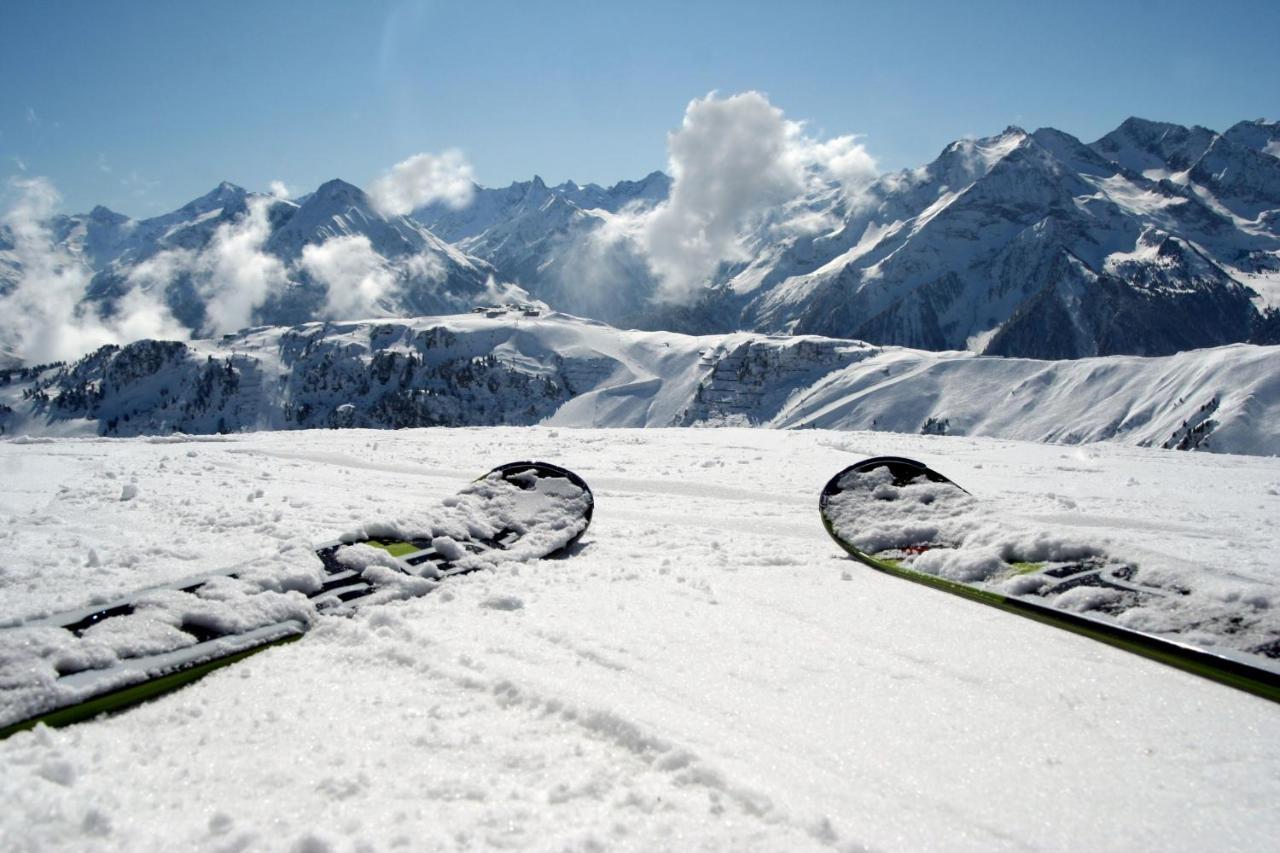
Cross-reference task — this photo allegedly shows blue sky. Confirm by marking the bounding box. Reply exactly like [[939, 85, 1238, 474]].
[[2, 0, 1277, 216]]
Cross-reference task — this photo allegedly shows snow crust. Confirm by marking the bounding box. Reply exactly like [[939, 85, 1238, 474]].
[[0, 427, 1278, 850]]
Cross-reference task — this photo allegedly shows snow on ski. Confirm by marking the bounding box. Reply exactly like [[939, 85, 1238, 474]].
[[0, 461, 593, 738], [819, 456, 1280, 702]]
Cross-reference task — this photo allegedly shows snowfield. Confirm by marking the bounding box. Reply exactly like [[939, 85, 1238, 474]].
[[1, 427, 1278, 851]]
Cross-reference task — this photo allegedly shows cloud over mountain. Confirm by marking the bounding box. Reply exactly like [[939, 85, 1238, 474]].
[[368, 150, 476, 216]]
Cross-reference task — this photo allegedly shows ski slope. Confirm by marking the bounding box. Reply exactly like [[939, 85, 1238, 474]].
[[0, 427, 1277, 851]]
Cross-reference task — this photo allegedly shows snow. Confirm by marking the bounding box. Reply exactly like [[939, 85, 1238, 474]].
[[1, 427, 1277, 850]]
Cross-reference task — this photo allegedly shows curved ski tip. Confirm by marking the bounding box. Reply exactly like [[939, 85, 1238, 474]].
[[485, 460, 595, 526], [819, 456, 960, 507]]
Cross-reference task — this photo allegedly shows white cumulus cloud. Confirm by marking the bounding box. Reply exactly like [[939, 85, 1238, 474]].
[[368, 150, 475, 216], [640, 91, 804, 302], [628, 91, 880, 303]]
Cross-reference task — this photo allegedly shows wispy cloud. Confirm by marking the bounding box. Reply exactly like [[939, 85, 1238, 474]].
[[188, 196, 289, 335], [124, 194, 290, 336], [301, 234, 399, 320], [0, 177, 188, 363]]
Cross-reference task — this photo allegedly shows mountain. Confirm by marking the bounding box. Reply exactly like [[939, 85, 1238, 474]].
[[2, 179, 503, 345], [715, 120, 1280, 357], [413, 172, 670, 325], [4, 311, 1278, 455], [423, 118, 1279, 359], [4, 118, 1278, 363]]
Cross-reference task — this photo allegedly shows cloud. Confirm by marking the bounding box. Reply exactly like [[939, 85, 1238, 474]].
[[796, 134, 879, 202], [368, 150, 475, 216], [639, 91, 805, 301], [622, 91, 880, 303], [134, 195, 291, 336], [0, 177, 188, 364], [268, 180, 291, 199], [192, 196, 289, 335], [300, 234, 399, 319]]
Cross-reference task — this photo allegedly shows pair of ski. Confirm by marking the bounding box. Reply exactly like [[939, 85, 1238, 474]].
[[2, 457, 1276, 738]]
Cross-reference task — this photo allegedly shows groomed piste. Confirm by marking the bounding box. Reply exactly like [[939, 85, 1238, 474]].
[[1, 426, 1277, 850]]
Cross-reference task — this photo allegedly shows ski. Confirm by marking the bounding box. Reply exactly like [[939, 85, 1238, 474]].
[[819, 456, 1280, 703], [0, 461, 594, 738]]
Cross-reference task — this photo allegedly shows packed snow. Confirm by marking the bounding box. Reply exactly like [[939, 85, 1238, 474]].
[[0, 427, 1277, 851]]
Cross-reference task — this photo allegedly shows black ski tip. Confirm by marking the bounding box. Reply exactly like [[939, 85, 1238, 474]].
[[819, 456, 963, 511], [485, 461, 595, 549]]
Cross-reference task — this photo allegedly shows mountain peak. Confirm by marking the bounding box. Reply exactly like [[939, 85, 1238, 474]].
[[203, 180, 245, 199], [1115, 116, 1186, 137], [176, 181, 247, 215], [88, 204, 127, 223], [310, 178, 368, 206]]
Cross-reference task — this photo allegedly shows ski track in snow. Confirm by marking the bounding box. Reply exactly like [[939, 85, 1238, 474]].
[[0, 427, 1278, 852]]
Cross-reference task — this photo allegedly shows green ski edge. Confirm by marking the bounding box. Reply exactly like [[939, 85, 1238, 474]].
[[0, 632, 304, 740], [818, 464, 1280, 705]]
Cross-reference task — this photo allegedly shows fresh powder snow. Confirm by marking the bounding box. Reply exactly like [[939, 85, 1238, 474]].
[[0, 427, 1277, 850]]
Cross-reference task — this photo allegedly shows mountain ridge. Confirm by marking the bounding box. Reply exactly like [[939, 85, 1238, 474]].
[[2, 311, 1277, 456], [3, 116, 1277, 363]]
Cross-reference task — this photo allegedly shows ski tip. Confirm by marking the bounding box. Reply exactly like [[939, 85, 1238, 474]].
[[485, 460, 595, 546], [819, 456, 962, 510]]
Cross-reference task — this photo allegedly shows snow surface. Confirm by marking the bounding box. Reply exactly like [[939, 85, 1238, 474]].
[[1, 427, 1278, 851]]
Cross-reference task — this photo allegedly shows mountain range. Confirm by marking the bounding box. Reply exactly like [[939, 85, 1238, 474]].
[[3, 310, 1276, 455], [2, 117, 1278, 362]]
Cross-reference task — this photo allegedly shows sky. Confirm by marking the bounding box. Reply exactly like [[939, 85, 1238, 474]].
[[2, 0, 1278, 217]]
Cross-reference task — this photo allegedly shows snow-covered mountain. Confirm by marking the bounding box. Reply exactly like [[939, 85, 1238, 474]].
[[422, 118, 1280, 359], [5, 118, 1278, 363], [413, 172, 671, 326], [2, 179, 503, 342], [4, 311, 1278, 455]]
